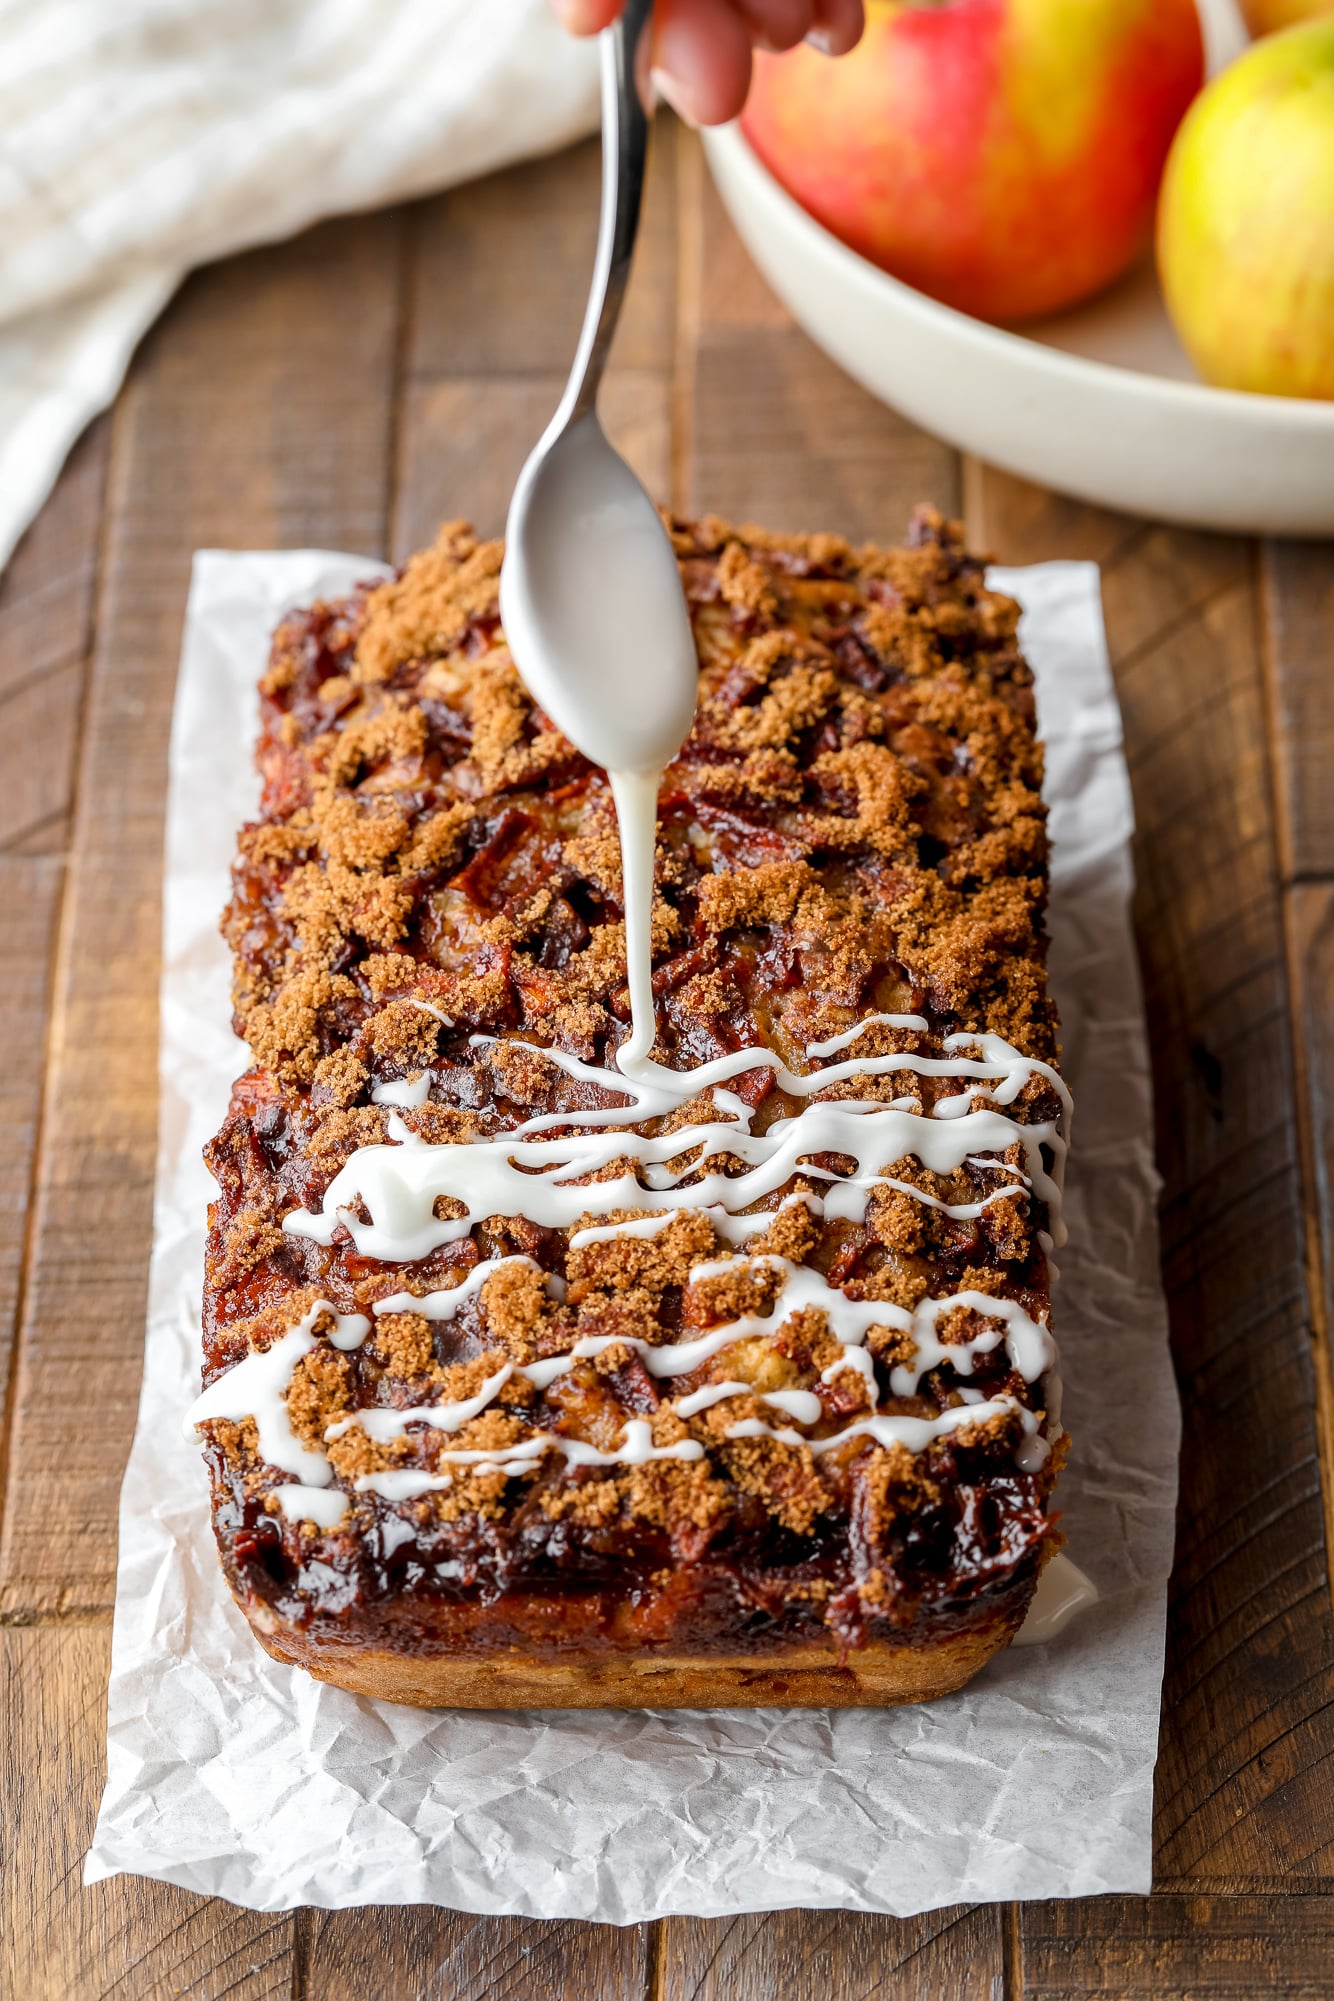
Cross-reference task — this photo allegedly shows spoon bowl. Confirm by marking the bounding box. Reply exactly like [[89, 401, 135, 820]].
[[499, 407, 698, 777]]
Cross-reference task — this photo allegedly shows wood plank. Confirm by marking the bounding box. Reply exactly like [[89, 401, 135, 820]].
[[395, 367, 672, 547], [679, 136, 959, 534], [0, 860, 65, 1472], [659, 1907, 1004, 2001], [968, 467, 1334, 1889], [1263, 540, 1334, 884], [1285, 880, 1334, 1576], [1016, 1894, 1334, 2000], [688, 329, 960, 538], [0, 417, 108, 706], [1263, 544, 1334, 1643], [394, 121, 678, 558], [0, 421, 109, 859], [0, 1623, 290, 2001], [0, 418, 108, 1504], [0, 660, 83, 851], [0, 210, 404, 1621], [406, 132, 677, 380], [306, 1909, 650, 2000]]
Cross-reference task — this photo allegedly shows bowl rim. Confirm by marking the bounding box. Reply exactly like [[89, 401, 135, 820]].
[[703, 118, 1334, 437]]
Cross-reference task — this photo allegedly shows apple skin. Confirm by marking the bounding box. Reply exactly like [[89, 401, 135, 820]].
[[1157, 22, 1334, 399], [1240, 0, 1334, 39], [741, 0, 1205, 326]]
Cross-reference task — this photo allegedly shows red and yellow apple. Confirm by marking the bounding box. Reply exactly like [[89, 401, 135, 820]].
[[742, 0, 1205, 326], [1239, 0, 1334, 40], [1157, 22, 1334, 399]]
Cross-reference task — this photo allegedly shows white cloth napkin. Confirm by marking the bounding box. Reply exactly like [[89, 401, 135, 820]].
[[0, 0, 599, 572]]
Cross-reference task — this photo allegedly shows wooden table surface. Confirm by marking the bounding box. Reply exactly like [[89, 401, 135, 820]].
[[2, 117, 1332, 2001]]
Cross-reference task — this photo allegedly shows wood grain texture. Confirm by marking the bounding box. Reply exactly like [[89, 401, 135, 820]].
[[404, 130, 678, 380], [1263, 541, 1334, 885], [394, 127, 677, 557], [0, 1624, 291, 2001], [1285, 883, 1334, 1506], [0, 420, 108, 1477], [306, 1908, 650, 2001], [0, 415, 108, 721], [1016, 1894, 1334, 2000], [658, 1908, 1005, 2001], [395, 368, 673, 549], [1265, 548, 1334, 1638], [679, 136, 959, 535]]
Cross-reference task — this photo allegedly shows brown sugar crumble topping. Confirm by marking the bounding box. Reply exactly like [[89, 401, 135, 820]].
[[198, 507, 1064, 1664]]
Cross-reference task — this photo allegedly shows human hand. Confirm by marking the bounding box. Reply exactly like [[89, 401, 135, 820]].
[[549, 0, 864, 127]]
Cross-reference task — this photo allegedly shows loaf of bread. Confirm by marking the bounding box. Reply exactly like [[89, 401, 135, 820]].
[[187, 507, 1067, 1708]]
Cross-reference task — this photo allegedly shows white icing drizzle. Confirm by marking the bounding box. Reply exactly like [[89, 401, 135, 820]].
[[674, 1381, 823, 1424], [406, 998, 453, 1026], [465, 1011, 1070, 1139], [182, 1299, 371, 1487], [1012, 1553, 1099, 1646], [373, 1069, 434, 1109], [190, 1267, 1051, 1502], [348, 1392, 1056, 1504], [273, 1484, 350, 1529], [680, 1256, 1055, 1394], [381, 1254, 1053, 1397], [374, 1254, 567, 1321], [326, 1366, 515, 1444], [567, 1192, 821, 1251], [260, 986, 1065, 1503], [608, 768, 663, 1074], [876, 1174, 1029, 1219], [709, 1192, 826, 1243], [569, 1212, 677, 1250], [726, 1393, 1047, 1469], [804, 1013, 929, 1053], [325, 1309, 375, 1352], [888, 1289, 1055, 1395], [327, 1258, 1054, 1467], [350, 1391, 1042, 1502], [354, 1417, 705, 1500], [820, 1348, 878, 1387], [282, 1096, 1064, 1265], [564, 1179, 1019, 1251], [711, 1087, 755, 1131]]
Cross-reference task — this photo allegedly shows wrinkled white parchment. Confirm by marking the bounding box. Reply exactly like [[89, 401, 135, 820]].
[[85, 551, 1178, 1918]]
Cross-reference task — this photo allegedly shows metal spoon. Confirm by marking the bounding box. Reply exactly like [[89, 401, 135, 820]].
[[499, 0, 698, 782]]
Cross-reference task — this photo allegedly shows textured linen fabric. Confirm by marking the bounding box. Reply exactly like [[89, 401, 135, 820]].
[[0, 0, 598, 570]]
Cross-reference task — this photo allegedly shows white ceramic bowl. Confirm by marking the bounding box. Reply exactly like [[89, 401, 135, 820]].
[[702, 118, 1334, 538]]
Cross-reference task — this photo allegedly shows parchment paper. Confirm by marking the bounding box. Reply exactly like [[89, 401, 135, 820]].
[[85, 550, 1179, 1919]]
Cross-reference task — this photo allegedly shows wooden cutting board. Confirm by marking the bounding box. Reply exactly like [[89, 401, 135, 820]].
[[1, 119, 1331, 2000]]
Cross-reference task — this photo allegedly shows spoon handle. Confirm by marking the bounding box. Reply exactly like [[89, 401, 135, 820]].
[[561, 0, 654, 427]]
